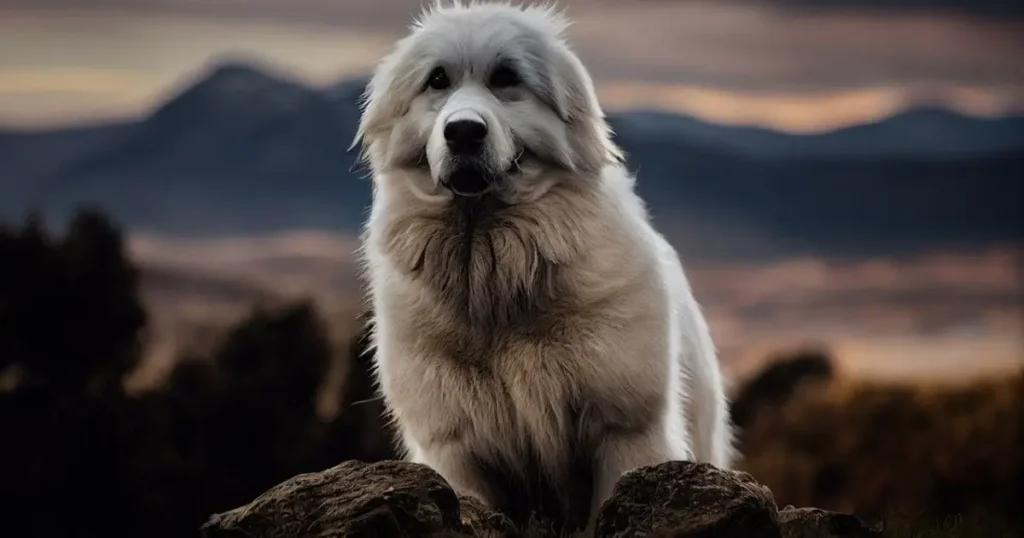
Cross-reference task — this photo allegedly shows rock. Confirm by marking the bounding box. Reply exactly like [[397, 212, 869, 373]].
[[200, 460, 469, 537], [595, 461, 781, 538], [200, 459, 883, 538], [778, 506, 883, 538], [458, 494, 519, 537]]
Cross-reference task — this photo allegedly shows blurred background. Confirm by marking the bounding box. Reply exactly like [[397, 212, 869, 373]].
[[0, 0, 1021, 536]]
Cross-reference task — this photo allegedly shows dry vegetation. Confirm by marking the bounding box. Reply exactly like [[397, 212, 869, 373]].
[[733, 350, 1024, 535]]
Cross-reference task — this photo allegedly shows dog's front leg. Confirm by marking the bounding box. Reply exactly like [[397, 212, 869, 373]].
[[585, 429, 682, 535], [412, 441, 493, 507]]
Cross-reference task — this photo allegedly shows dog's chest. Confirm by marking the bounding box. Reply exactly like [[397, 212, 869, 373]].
[[398, 208, 561, 333], [394, 297, 586, 439]]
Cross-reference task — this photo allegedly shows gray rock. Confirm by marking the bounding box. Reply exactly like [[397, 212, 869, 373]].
[[594, 461, 781, 538], [200, 460, 468, 537], [200, 459, 883, 538]]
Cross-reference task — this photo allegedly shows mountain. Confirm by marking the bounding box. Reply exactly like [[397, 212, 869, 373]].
[[1, 61, 1021, 261], [612, 107, 1024, 160], [2, 63, 369, 234]]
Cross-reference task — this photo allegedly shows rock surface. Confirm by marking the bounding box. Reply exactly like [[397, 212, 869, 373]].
[[778, 506, 884, 538], [200, 460, 465, 537], [201, 460, 883, 538], [594, 461, 780, 537]]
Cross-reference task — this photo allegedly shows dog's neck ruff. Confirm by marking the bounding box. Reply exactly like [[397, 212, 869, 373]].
[[393, 191, 563, 336], [450, 192, 507, 232]]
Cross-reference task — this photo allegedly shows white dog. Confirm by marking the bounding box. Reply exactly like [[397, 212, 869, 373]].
[[353, 1, 735, 534]]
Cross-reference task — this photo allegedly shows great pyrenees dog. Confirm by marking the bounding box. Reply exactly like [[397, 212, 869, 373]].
[[354, 1, 735, 533]]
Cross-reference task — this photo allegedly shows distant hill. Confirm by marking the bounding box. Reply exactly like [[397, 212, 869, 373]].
[[1, 60, 1021, 261], [613, 107, 1024, 160]]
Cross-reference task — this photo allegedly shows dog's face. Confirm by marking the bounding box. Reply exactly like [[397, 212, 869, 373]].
[[354, 2, 620, 203]]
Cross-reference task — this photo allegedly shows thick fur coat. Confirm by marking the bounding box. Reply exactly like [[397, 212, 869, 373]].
[[354, 1, 735, 533]]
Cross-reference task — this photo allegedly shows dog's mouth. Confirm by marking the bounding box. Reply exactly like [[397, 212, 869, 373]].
[[441, 165, 497, 197], [420, 145, 560, 198]]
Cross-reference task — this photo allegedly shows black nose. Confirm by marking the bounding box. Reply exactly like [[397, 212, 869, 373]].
[[444, 119, 487, 155]]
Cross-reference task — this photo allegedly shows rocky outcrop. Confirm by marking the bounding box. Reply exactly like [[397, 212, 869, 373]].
[[200, 461, 464, 537], [201, 460, 883, 538], [595, 461, 779, 537]]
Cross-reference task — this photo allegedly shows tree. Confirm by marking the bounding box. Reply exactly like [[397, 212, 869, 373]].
[[0, 207, 146, 393]]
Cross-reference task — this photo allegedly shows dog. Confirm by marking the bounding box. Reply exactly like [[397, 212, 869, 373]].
[[353, 1, 736, 534]]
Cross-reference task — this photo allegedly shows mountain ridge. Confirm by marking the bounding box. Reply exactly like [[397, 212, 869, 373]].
[[1, 60, 1021, 261]]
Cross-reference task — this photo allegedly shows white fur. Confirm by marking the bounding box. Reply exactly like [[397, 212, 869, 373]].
[[354, 1, 735, 533]]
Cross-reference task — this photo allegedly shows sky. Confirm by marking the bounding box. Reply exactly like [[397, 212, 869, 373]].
[[1, 0, 1023, 131]]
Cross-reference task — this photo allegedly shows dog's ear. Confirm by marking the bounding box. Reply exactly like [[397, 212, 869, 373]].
[[351, 61, 395, 154], [350, 42, 421, 158], [545, 45, 625, 173], [523, 5, 623, 172]]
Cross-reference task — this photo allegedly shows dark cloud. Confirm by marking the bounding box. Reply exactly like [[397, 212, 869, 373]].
[[767, 0, 1024, 18], [2, 0, 1022, 91]]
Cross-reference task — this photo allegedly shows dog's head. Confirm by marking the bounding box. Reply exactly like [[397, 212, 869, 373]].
[[353, 1, 622, 203]]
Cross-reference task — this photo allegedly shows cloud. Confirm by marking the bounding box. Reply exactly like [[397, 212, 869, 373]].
[[598, 81, 1023, 132], [0, 9, 396, 125], [0, 68, 157, 94], [80, 2, 1024, 91]]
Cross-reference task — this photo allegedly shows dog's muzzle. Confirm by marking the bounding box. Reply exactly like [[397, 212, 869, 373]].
[[441, 116, 493, 197]]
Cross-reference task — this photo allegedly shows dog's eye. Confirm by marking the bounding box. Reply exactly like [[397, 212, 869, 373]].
[[425, 67, 450, 91], [489, 65, 520, 89]]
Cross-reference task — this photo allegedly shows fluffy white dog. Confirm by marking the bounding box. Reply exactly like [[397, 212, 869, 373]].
[[353, 1, 735, 533]]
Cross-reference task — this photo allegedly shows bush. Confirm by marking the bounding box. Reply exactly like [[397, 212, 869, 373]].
[[0, 209, 392, 537], [734, 351, 1024, 524]]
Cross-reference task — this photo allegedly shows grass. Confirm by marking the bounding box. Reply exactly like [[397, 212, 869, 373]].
[[880, 510, 1022, 538], [502, 510, 1022, 538]]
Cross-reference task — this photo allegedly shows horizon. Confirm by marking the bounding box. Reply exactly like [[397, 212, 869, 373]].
[[4, 57, 1024, 137]]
